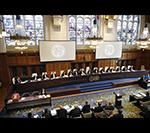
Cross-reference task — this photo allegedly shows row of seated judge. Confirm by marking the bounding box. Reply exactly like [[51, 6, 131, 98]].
[[46, 65, 135, 79], [27, 100, 123, 118], [12, 65, 135, 84]]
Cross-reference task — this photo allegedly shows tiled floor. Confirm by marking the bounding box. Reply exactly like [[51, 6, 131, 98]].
[[4, 84, 149, 118]]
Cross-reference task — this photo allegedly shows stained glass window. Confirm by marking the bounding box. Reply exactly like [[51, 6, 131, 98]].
[[3, 15, 44, 46], [68, 15, 97, 45], [117, 15, 140, 45]]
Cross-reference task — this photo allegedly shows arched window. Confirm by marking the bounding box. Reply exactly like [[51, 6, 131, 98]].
[[68, 15, 98, 45], [117, 15, 140, 45], [3, 15, 44, 46]]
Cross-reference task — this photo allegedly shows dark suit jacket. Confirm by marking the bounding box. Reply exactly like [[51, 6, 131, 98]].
[[69, 107, 81, 118], [93, 106, 103, 113], [57, 108, 68, 118], [82, 104, 91, 113]]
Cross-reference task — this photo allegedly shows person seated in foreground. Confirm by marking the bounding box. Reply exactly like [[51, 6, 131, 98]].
[[93, 102, 103, 113], [42, 108, 52, 118], [57, 105, 68, 118], [69, 105, 82, 118], [109, 109, 124, 118], [27, 112, 33, 118], [82, 101, 91, 113], [105, 102, 115, 110]]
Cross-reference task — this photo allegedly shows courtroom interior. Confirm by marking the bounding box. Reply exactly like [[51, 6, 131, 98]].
[[0, 15, 150, 118]]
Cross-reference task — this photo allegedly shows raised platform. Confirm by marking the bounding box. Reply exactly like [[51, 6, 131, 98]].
[[15, 70, 149, 95], [49, 77, 140, 97]]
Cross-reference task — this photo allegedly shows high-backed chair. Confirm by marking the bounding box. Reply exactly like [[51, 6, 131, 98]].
[[42, 72, 49, 80], [32, 73, 38, 80], [109, 67, 115, 73], [60, 70, 65, 78], [105, 66, 110, 73], [67, 69, 73, 77], [121, 66, 126, 72], [73, 69, 78, 76], [86, 67, 91, 75], [79, 68, 86, 76], [93, 67, 98, 74], [99, 67, 104, 73], [115, 66, 120, 72]]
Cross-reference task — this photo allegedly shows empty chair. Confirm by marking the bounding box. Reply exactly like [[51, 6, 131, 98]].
[[21, 92, 31, 97]]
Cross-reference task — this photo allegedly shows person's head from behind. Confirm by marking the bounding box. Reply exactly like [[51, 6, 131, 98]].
[[27, 112, 32, 118], [85, 101, 88, 105], [44, 108, 49, 113], [98, 102, 101, 107]]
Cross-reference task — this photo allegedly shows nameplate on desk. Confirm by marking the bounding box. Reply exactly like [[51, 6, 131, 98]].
[[147, 83, 150, 87], [89, 75, 100, 82]]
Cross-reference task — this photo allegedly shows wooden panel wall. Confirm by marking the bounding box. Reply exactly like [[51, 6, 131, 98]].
[[46, 62, 71, 76]]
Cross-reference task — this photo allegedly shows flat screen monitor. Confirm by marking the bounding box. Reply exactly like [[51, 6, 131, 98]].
[[96, 41, 122, 59], [39, 40, 76, 62]]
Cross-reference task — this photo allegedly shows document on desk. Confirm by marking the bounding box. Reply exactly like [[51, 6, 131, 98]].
[[139, 92, 146, 97], [51, 109, 57, 116], [134, 93, 143, 97]]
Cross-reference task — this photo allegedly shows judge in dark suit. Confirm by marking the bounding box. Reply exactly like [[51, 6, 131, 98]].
[[82, 101, 91, 113], [57, 105, 68, 118]]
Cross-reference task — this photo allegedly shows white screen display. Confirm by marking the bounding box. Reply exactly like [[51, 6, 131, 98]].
[[39, 40, 76, 62], [96, 42, 122, 59]]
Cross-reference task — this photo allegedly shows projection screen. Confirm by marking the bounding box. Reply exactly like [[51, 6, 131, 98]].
[[39, 40, 76, 62], [96, 41, 122, 59]]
